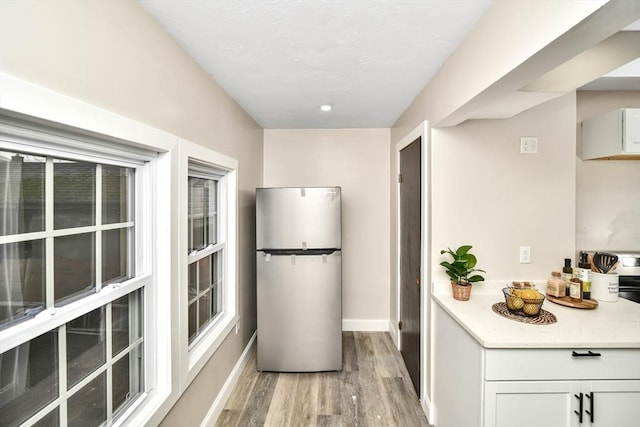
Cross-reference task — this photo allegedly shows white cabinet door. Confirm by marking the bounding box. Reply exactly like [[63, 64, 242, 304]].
[[485, 380, 640, 427], [484, 381, 580, 427], [585, 381, 640, 427]]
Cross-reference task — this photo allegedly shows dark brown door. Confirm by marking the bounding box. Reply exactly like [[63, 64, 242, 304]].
[[399, 137, 421, 396]]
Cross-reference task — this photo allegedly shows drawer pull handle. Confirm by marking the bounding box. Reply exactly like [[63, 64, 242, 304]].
[[574, 393, 583, 424], [571, 350, 602, 358], [585, 392, 594, 423]]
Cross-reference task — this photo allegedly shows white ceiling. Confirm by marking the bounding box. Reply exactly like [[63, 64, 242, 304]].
[[137, 0, 493, 129]]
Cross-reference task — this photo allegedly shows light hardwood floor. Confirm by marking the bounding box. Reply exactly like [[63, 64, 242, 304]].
[[215, 331, 430, 427]]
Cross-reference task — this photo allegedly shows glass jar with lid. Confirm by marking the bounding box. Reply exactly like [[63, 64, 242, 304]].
[[546, 271, 565, 297]]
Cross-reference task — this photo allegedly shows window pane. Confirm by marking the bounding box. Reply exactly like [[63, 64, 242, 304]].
[[0, 239, 45, 328], [188, 262, 197, 301], [54, 160, 95, 229], [0, 152, 45, 236], [33, 408, 60, 427], [112, 346, 142, 415], [211, 251, 221, 318], [188, 302, 197, 343], [0, 330, 58, 427], [209, 181, 218, 244], [112, 290, 142, 357], [191, 217, 204, 253], [67, 372, 106, 427], [188, 177, 217, 252], [198, 256, 210, 293], [188, 178, 204, 252], [103, 228, 130, 285], [102, 165, 132, 225], [206, 181, 217, 246], [67, 307, 106, 388], [112, 294, 130, 357], [54, 233, 95, 304], [198, 290, 211, 329]]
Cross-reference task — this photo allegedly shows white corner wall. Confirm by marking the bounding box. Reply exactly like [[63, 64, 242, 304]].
[[263, 129, 391, 329]]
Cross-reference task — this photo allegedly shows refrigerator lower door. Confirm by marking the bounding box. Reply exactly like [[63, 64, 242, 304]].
[[257, 250, 342, 372]]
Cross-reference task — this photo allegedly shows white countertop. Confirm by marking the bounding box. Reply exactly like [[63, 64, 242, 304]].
[[432, 281, 640, 349]]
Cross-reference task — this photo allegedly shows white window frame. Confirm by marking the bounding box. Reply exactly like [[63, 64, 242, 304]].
[[0, 117, 154, 426], [0, 73, 179, 427], [178, 139, 238, 389], [186, 164, 225, 344]]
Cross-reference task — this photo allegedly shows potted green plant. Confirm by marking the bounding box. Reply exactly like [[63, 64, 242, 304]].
[[440, 245, 486, 301]]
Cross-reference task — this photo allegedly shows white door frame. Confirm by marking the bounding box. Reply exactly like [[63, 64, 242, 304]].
[[394, 120, 433, 422]]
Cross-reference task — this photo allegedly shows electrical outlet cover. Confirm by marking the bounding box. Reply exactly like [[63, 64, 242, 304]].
[[520, 136, 538, 154]]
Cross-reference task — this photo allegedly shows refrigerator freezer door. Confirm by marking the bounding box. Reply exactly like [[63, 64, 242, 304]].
[[257, 251, 342, 372], [256, 187, 341, 250]]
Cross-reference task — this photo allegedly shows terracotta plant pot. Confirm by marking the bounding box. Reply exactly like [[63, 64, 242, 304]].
[[451, 282, 472, 301]]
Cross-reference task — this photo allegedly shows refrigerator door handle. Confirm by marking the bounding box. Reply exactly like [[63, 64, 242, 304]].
[[259, 248, 340, 256]]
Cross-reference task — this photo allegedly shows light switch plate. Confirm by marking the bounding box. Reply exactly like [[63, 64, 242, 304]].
[[520, 136, 538, 154], [519, 246, 531, 263]]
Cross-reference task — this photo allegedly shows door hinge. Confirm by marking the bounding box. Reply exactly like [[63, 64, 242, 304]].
[[398, 173, 403, 183], [398, 321, 403, 331]]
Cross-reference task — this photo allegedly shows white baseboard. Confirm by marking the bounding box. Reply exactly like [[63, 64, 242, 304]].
[[200, 331, 257, 427], [422, 396, 435, 426], [388, 320, 399, 348], [342, 318, 389, 331]]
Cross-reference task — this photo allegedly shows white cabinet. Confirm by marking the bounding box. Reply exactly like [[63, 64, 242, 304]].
[[484, 380, 577, 427], [432, 304, 640, 427], [484, 380, 640, 427], [482, 348, 640, 427], [581, 108, 640, 159], [587, 381, 640, 427]]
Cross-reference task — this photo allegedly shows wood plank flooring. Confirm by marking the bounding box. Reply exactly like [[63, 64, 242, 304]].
[[215, 332, 430, 427]]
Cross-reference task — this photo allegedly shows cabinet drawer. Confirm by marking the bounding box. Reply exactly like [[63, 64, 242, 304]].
[[485, 348, 640, 381]]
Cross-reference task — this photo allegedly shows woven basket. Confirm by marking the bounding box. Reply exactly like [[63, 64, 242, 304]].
[[451, 282, 472, 301], [502, 287, 545, 317]]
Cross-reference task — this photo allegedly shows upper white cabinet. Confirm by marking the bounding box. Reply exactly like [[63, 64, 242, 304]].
[[581, 108, 640, 159]]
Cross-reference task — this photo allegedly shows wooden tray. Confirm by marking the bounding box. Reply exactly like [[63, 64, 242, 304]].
[[547, 294, 598, 309]]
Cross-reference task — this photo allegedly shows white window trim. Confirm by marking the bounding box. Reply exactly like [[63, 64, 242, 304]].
[[0, 73, 180, 427], [178, 139, 238, 390]]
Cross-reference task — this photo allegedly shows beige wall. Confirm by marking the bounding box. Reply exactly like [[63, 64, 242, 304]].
[[576, 91, 640, 251], [0, 1, 262, 425], [431, 93, 576, 282], [263, 129, 391, 324]]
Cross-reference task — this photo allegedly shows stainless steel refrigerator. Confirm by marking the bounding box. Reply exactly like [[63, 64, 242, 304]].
[[256, 187, 342, 372]]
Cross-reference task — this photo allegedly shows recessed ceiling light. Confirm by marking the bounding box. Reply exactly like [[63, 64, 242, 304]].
[[320, 104, 332, 112]]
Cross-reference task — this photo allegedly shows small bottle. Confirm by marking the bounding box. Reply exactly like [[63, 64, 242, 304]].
[[582, 280, 591, 300], [546, 271, 565, 297], [578, 252, 591, 300], [569, 278, 583, 301], [562, 258, 573, 297]]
